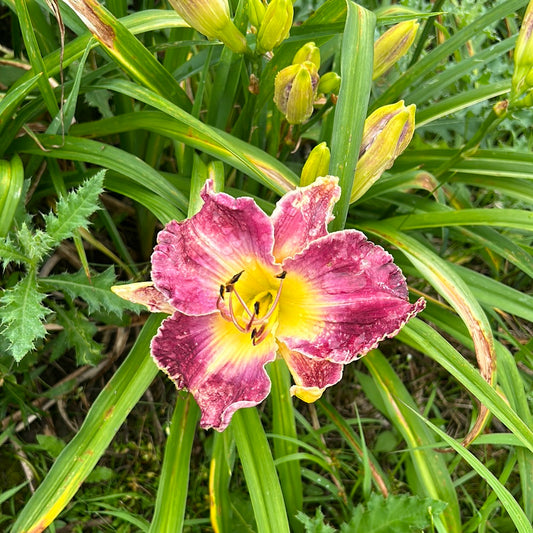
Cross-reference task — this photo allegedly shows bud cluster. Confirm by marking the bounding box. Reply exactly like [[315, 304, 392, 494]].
[[273, 42, 340, 125], [167, 0, 296, 55]]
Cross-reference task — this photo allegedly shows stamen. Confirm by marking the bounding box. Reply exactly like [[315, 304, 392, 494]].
[[227, 287, 247, 333], [253, 274, 285, 325], [231, 286, 254, 319]]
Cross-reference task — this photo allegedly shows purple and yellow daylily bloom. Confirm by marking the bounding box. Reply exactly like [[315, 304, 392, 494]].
[[113, 176, 425, 431]]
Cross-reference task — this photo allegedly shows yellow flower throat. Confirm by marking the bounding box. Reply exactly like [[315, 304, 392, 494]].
[[217, 270, 286, 345]]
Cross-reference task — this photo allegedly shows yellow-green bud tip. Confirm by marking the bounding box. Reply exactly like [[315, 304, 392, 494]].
[[373, 20, 419, 80], [274, 61, 319, 124], [351, 101, 416, 202], [300, 142, 331, 187], [169, 0, 247, 54], [256, 0, 293, 54], [292, 42, 321, 68]]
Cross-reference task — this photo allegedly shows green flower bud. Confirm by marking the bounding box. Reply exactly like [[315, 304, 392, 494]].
[[300, 142, 331, 187], [351, 101, 415, 202], [292, 42, 320, 68], [511, 1, 533, 104], [274, 61, 319, 124], [317, 72, 341, 95], [168, 0, 248, 54], [492, 99, 509, 118], [248, 0, 266, 28], [373, 20, 419, 80], [256, 0, 293, 54]]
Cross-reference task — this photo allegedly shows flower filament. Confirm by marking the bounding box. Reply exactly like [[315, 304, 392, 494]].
[[218, 270, 286, 345]]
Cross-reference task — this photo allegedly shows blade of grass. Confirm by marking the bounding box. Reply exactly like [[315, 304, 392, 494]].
[[269, 359, 303, 533], [361, 350, 461, 533], [232, 408, 290, 533], [70, 107, 298, 194], [209, 430, 234, 533], [60, 0, 191, 110], [10, 134, 187, 222], [407, 405, 533, 533], [329, 1, 375, 231], [0, 74, 41, 138], [15, 0, 59, 116], [317, 399, 390, 497], [0, 154, 24, 238], [385, 208, 533, 232], [12, 313, 163, 533], [359, 222, 495, 445], [398, 319, 533, 453], [149, 392, 200, 533]]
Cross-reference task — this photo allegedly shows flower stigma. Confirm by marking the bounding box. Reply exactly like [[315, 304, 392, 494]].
[[217, 270, 287, 345]]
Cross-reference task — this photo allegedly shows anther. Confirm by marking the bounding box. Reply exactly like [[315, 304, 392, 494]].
[[229, 270, 244, 284], [252, 324, 267, 345], [219, 285, 225, 299], [254, 301, 260, 315], [276, 270, 287, 279]]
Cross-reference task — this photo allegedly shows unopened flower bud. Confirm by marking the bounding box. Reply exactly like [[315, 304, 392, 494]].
[[248, 0, 266, 28], [373, 20, 419, 80], [168, 0, 248, 54], [493, 99, 509, 118], [351, 101, 415, 202], [256, 0, 293, 54], [511, 1, 533, 104], [300, 142, 330, 186], [292, 42, 320, 68], [274, 61, 319, 124], [317, 72, 341, 95]]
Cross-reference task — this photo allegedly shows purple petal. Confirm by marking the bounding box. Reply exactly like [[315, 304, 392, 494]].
[[151, 181, 279, 315], [277, 230, 425, 364], [278, 342, 344, 402], [151, 311, 277, 431], [271, 176, 340, 261]]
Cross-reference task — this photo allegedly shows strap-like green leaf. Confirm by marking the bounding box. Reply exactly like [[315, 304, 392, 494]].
[[12, 314, 162, 532]]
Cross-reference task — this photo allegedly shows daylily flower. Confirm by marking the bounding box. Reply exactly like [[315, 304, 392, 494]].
[[113, 177, 425, 431]]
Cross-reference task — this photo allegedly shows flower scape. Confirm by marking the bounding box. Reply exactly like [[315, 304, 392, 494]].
[[113, 176, 425, 431]]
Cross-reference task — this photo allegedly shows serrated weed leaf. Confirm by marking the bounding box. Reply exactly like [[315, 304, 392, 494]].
[[0, 235, 30, 268], [340, 493, 447, 533], [42, 267, 144, 317], [297, 508, 336, 533], [44, 172, 104, 246], [53, 306, 102, 366], [0, 274, 49, 362], [17, 224, 54, 266]]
